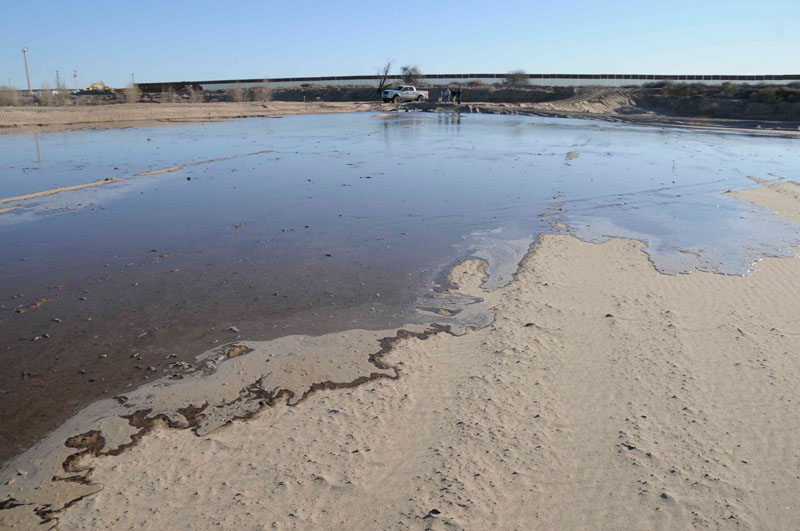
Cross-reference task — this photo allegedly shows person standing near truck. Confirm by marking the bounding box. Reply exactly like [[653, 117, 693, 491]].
[[444, 87, 451, 103], [455, 87, 462, 104]]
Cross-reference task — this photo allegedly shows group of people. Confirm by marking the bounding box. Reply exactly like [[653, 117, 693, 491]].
[[441, 87, 463, 104]]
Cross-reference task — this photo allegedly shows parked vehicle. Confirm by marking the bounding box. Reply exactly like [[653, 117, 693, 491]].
[[382, 85, 428, 103]]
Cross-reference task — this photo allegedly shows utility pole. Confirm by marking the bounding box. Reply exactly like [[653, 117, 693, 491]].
[[55, 70, 60, 89], [22, 47, 32, 94], [130, 73, 135, 85], [73, 70, 78, 90]]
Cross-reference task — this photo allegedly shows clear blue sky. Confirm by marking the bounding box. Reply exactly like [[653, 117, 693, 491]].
[[1, 0, 797, 88]]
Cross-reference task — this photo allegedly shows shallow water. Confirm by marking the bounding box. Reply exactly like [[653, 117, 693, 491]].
[[0, 112, 798, 463]]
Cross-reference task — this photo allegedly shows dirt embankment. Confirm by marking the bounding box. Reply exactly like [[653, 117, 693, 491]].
[[2, 85, 799, 133], [269, 83, 800, 120]]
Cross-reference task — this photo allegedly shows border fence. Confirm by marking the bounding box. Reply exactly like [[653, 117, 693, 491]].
[[136, 73, 800, 93]]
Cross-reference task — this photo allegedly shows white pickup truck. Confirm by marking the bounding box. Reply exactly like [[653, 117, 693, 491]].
[[381, 85, 428, 103]]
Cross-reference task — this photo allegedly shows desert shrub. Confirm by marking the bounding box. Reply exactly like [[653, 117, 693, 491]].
[[51, 79, 71, 106], [37, 83, 54, 106], [663, 83, 694, 98], [126, 83, 140, 103], [160, 89, 174, 103], [226, 83, 244, 102], [187, 86, 204, 103], [643, 81, 668, 88], [504, 70, 529, 86], [248, 81, 272, 102], [719, 82, 738, 98], [0, 86, 20, 106], [788, 81, 800, 89], [776, 86, 800, 103], [756, 86, 778, 103], [466, 80, 485, 87], [401, 65, 422, 85]]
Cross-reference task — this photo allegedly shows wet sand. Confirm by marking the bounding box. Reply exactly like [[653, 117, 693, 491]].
[[0, 110, 794, 527], [1, 181, 800, 529]]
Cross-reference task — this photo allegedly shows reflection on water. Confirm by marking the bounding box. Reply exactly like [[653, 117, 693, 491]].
[[2, 113, 799, 280]]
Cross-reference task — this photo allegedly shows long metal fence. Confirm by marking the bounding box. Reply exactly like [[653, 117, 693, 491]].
[[136, 73, 800, 92]]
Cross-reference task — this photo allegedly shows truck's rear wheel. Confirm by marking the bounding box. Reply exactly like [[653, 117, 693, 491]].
[[392, 95, 400, 103], [416, 95, 423, 102]]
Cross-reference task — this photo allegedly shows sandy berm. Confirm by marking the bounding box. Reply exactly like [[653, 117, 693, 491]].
[[2, 181, 800, 529]]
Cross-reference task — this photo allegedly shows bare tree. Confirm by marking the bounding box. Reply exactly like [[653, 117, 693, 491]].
[[401, 65, 422, 85], [376, 60, 392, 94], [504, 69, 529, 86]]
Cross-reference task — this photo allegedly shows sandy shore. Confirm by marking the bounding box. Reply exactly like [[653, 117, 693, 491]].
[[1, 180, 799, 529], [0, 102, 386, 132], [729, 181, 800, 224], [2, 100, 798, 135]]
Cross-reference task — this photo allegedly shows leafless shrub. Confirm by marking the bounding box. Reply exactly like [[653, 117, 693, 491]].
[[188, 86, 204, 103], [248, 80, 271, 102], [0, 85, 20, 106], [226, 83, 244, 102], [51, 79, 71, 106], [37, 83, 54, 106], [162, 88, 178, 103], [504, 70, 529, 86], [466, 80, 485, 87], [126, 83, 141, 103], [401, 65, 422, 85]]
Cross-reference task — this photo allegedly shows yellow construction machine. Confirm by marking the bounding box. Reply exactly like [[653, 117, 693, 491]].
[[86, 81, 110, 92]]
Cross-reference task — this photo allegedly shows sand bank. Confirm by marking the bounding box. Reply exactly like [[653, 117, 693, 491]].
[[728, 180, 800, 224], [0, 178, 125, 205], [0, 102, 385, 133]]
